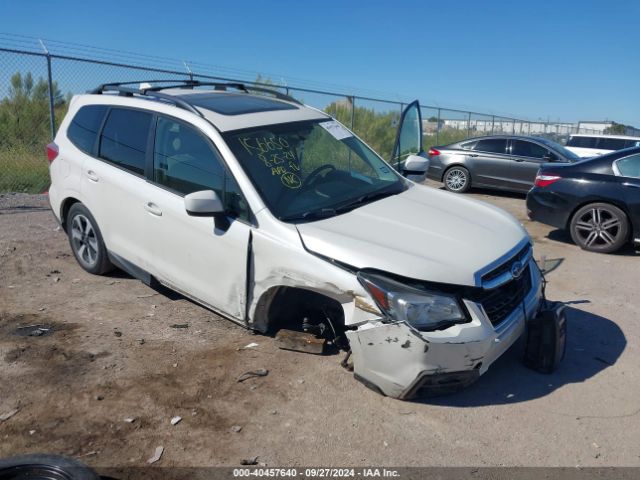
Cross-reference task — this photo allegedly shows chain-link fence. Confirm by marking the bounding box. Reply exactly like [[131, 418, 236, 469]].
[[0, 43, 613, 194]]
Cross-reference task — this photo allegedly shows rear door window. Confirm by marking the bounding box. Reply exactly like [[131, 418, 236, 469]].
[[474, 138, 507, 154], [598, 138, 628, 151], [67, 105, 108, 154], [511, 140, 548, 159], [615, 154, 640, 178], [567, 136, 598, 148], [99, 108, 152, 175]]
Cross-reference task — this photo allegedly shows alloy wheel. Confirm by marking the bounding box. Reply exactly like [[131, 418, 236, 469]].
[[70, 214, 99, 268], [445, 168, 468, 191], [573, 207, 622, 248]]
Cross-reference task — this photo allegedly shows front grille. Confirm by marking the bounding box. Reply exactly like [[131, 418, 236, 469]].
[[481, 243, 531, 286], [469, 265, 532, 327]]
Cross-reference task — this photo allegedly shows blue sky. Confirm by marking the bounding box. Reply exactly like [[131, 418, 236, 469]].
[[2, 0, 639, 125]]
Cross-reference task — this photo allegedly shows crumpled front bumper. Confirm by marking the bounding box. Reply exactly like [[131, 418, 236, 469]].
[[346, 261, 543, 399]]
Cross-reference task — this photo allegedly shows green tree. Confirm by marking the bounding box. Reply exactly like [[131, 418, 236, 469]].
[[0, 71, 65, 149], [324, 100, 399, 160], [0, 71, 68, 192], [604, 122, 626, 135]]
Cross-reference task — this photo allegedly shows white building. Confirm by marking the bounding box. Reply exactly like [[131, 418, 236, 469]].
[[425, 119, 640, 136]]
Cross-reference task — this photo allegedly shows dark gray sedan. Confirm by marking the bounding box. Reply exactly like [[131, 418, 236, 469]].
[[426, 135, 580, 193]]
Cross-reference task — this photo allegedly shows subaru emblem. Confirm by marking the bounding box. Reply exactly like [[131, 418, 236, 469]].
[[510, 261, 524, 279]]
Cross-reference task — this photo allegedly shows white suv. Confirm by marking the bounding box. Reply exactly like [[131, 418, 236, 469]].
[[565, 134, 640, 158], [47, 81, 543, 399]]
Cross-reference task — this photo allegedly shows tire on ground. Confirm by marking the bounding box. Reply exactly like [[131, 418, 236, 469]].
[[569, 202, 629, 254], [66, 202, 114, 275], [443, 166, 471, 193], [0, 454, 100, 480]]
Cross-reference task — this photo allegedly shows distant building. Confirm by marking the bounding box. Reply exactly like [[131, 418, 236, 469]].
[[577, 121, 640, 136], [424, 119, 640, 137]]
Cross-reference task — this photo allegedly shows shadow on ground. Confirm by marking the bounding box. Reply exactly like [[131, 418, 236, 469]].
[[420, 306, 626, 407]]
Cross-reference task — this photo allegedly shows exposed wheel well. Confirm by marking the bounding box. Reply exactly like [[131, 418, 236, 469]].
[[253, 286, 345, 336], [60, 197, 81, 232]]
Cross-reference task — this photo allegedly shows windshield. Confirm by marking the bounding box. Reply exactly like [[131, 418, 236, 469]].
[[223, 119, 406, 221], [537, 137, 581, 161]]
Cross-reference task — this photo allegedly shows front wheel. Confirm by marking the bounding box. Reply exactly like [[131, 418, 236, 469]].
[[569, 203, 629, 253], [443, 166, 471, 193], [67, 203, 113, 274]]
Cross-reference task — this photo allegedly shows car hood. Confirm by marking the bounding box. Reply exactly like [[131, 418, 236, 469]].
[[296, 184, 529, 286]]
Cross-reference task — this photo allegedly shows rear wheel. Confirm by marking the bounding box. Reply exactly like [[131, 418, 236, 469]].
[[569, 203, 629, 253], [443, 166, 471, 193], [67, 203, 113, 274]]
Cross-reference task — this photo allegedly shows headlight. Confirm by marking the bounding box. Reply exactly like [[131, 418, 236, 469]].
[[357, 271, 468, 331]]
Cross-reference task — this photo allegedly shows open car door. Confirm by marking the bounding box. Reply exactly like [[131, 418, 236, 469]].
[[390, 100, 430, 182]]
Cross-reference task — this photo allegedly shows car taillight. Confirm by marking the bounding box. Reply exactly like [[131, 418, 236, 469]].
[[535, 174, 561, 187], [46, 142, 59, 163], [428, 148, 440, 157]]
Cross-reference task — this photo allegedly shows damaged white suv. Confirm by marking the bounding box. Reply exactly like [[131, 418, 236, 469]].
[[48, 80, 544, 399]]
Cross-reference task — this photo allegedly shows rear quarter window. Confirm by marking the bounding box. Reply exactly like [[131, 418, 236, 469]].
[[474, 138, 507, 154], [567, 136, 598, 148], [99, 108, 152, 175], [67, 105, 108, 154], [598, 138, 627, 150], [615, 154, 640, 178]]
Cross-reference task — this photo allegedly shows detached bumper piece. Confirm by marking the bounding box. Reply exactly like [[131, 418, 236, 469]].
[[405, 369, 480, 398], [523, 301, 567, 373]]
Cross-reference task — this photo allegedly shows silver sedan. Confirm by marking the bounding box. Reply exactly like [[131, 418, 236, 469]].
[[426, 135, 580, 193]]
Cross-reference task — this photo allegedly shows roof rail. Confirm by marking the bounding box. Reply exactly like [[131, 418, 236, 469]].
[[89, 79, 302, 113], [90, 83, 204, 117], [150, 80, 302, 105]]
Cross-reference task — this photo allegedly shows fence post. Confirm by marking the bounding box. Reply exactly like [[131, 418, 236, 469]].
[[39, 39, 56, 140], [350, 96, 356, 130], [436, 108, 441, 145], [511, 119, 515, 135], [183, 61, 193, 81], [491, 115, 495, 135], [467, 112, 471, 137]]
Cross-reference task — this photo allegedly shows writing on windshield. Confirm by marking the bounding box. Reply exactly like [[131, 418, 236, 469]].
[[238, 135, 302, 188]]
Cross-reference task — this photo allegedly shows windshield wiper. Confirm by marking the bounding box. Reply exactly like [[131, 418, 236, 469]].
[[280, 208, 338, 222], [280, 186, 404, 222], [336, 186, 402, 212]]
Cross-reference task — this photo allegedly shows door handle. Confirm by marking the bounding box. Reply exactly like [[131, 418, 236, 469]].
[[144, 202, 163, 217], [514, 158, 525, 162], [86, 170, 99, 182], [469, 154, 479, 157]]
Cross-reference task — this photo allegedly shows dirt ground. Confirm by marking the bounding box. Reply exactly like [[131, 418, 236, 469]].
[[0, 181, 639, 469]]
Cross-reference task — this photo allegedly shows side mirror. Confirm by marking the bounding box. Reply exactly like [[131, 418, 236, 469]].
[[184, 190, 224, 217], [404, 154, 430, 173], [402, 154, 430, 182]]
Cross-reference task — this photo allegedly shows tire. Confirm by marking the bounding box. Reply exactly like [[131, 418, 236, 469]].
[[0, 454, 99, 480], [569, 202, 629, 253], [67, 203, 113, 274], [443, 166, 471, 193]]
